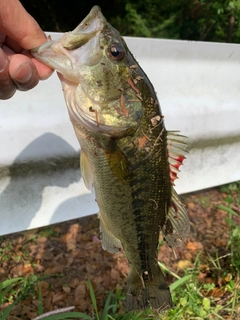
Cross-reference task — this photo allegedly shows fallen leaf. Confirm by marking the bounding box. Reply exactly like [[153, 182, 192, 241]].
[[63, 286, 71, 293], [110, 268, 120, 280], [206, 287, 225, 299], [52, 292, 67, 304], [187, 241, 203, 251], [74, 283, 86, 299], [177, 260, 191, 270], [51, 265, 64, 273], [37, 236, 48, 244]]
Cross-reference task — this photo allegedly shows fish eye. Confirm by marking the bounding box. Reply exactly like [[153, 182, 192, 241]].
[[108, 43, 125, 61]]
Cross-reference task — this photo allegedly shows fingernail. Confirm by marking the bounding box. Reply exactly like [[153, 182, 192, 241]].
[[0, 49, 8, 72], [13, 62, 32, 83]]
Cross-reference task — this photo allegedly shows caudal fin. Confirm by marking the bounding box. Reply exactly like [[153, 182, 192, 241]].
[[126, 266, 173, 311], [126, 285, 172, 311]]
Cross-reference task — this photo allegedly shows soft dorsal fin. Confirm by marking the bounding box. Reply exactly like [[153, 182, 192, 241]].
[[80, 148, 93, 190], [167, 131, 187, 185], [162, 187, 190, 248]]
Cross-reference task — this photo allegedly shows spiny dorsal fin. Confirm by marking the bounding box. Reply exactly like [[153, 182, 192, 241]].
[[80, 148, 93, 190], [167, 131, 187, 185], [99, 212, 122, 254], [162, 187, 189, 248]]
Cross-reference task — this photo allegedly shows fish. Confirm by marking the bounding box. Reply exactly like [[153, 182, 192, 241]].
[[31, 6, 189, 312]]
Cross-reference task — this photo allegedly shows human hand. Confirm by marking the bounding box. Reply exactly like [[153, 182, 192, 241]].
[[0, 0, 53, 100]]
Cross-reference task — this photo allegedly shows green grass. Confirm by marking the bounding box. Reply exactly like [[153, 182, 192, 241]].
[[38, 226, 61, 238], [0, 181, 239, 319], [0, 274, 58, 319], [33, 257, 239, 319], [162, 261, 239, 319], [219, 181, 240, 274], [3, 253, 237, 320]]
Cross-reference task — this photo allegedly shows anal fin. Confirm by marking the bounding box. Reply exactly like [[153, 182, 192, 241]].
[[162, 187, 189, 248], [98, 213, 122, 254]]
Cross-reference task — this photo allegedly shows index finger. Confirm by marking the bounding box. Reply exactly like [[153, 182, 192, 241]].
[[0, 0, 47, 49]]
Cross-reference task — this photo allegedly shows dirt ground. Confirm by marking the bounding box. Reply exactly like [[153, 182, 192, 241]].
[[0, 185, 239, 319]]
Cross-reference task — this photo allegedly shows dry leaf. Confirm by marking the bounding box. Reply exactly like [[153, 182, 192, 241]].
[[52, 292, 67, 304], [74, 283, 86, 299], [177, 260, 191, 270], [187, 241, 203, 251], [51, 265, 64, 273]]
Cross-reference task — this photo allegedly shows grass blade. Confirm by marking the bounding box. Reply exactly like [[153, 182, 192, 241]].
[[0, 277, 23, 304], [86, 280, 99, 319], [34, 312, 93, 320], [170, 275, 192, 291], [0, 277, 23, 290], [102, 292, 114, 319], [158, 262, 180, 279], [37, 283, 44, 316], [218, 205, 238, 216], [1, 296, 21, 319]]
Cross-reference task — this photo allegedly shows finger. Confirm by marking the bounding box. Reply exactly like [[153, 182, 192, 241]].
[[0, 48, 17, 99], [32, 58, 54, 80], [0, 31, 6, 45], [8, 54, 39, 91], [24, 51, 54, 80], [0, 0, 47, 49], [4, 35, 23, 53], [3, 45, 53, 81]]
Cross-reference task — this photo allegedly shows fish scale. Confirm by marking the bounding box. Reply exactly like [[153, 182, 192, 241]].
[[31, 5, 189, 312]]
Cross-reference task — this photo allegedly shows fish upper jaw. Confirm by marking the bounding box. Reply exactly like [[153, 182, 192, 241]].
[[70, 5, 107, 37], [31, 6, 107, 83]]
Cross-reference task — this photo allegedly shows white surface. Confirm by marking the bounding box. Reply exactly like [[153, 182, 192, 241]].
[[0, 35, 240, 235]]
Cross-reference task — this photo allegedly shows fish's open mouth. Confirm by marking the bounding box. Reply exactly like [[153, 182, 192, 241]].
[[31, 6, 107, 82], [31, 6, 143, 136]]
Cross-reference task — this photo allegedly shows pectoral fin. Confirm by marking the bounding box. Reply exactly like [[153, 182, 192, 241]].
[[80, 148, 93, 190], [99, 212, 122, 254], [104, 144, 129, 183]]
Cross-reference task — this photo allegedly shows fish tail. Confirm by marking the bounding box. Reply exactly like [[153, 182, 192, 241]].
[[126, 266, 173, 311]]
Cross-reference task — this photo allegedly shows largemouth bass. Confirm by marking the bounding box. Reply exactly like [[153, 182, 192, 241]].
[[32, 6, 189, 311]]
